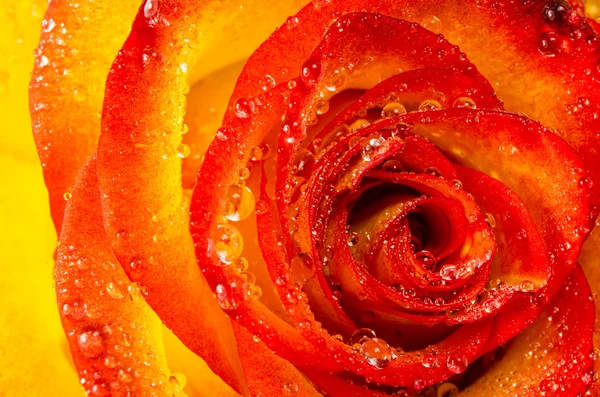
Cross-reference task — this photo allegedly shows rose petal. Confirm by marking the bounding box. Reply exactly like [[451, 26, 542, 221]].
[[29, 0, 140, 233], [56, 156, 174, 396]]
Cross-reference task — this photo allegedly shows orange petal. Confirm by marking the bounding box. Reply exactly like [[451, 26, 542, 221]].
[[56, 156, 174, 396], [29, 0, 140, 233]]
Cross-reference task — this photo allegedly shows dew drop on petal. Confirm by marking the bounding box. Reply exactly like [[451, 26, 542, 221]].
[[176, 143, 190, 158], [485, 213, 496, 228], [419, 99, 442, 112], [452, 97, 476, 109], [382, 159, 403, 172], [63, 302, 85, 321], [347, 232, 359, 246], [169, 372, 187, 391], [381, 102, 407, 118], [224, 184, 256, 222], [446, 354, 468, 374], [215, 278, 248, 310], [78, 330, 104, 358], [255, 200, 268, 215], [215, 224, 243, 264], [350, 327, 376, 345], [233, 257, 249, 273], [437, 383, 459, 397], [349, 119, 370, 132], [360, 338, 393, 368], [425, 167, 442, 178], [144, 0, 159, 18], [234, 97, 255, 118], [422, 352, 438, 368], [416, 250, 437, 271], [301, 58, 322, 85], [291, 252, 315, 285], [421, 15, 443, 33], [520, 280, 535, 292]]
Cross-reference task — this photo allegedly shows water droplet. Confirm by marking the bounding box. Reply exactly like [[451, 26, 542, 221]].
[[169, 372, 187, 390], [485, 213, 496, 228], [42, 18, 55, 33], [176, 143, 190, 158], [259, 75, 276, 91], [520, 280, 535, 292], [349, 119, 370, 132], [224, 185, 256, 222], [413, 379, 425, 390], [381, 102, 407, 118], [215, 278, 248, 310], [255, 200, 268, 215], [320, 246, 334, 262], [301, 58, 322, 85], [233, 257, 249, 273], [214, 224, 243, 264], [453, 97, 476, 109], [283, 383, 300, 394], [440, 264, 458, 281], [118, 370, 132, 383], [128, 282, 145, 301], [90, 384, 110, 397], [316, 100, 330, 115], [538, 31, 560, 57], [539, 379, 558, 396], [361, 143, 374, 161], [437, 383, 459, 397], [422, 352, 438, 368], [347, 232, 359, 246], [248, 284, 262, 300], [291, 252, 315, 285], [350, 328, 376, 345], [416, 250, 437, 271], [446, 354, 468, 374], [104, 356, 117, 368], [542, 1, 570, 25], [382, 159, 403, 172], [419, 99, 442, 112], [579, 175, 593, 189], [450, 179, 463, 189], [234, 97, 255, 118], [425, 167, 442, 178], [38, 55, 49, 67], [64, 192, 72, 200], [240, 271, 256, 285], [63, 302, 85, 321], [360, 337, 393, 368], [106, 282, 124, 299], [144, 0, 159, 18], [324, 69, 347, 92], [78, 330, 104, 358], [483, 297, 500, 313], [421, 15, 443, 33]]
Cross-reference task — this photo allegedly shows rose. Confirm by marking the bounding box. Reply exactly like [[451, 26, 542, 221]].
[[18, 0, 600, 396]]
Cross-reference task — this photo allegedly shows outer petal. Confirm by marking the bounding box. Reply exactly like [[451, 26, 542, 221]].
[[579, 222, 600, 395], [0, 1, 82, 395], [56, 156, 175, 396], [461, 266, 595, 396], [29, 0, 140, 233], [96, 0, 315, 394]]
